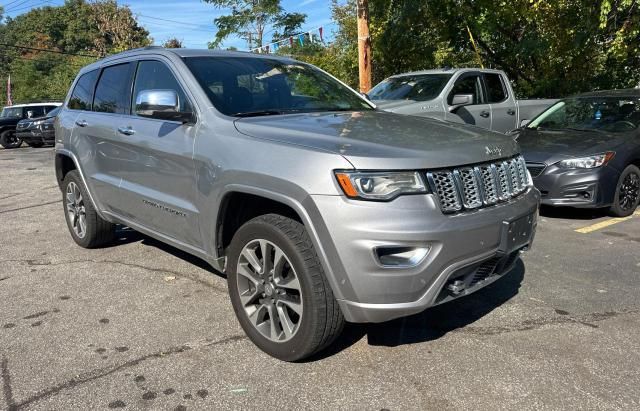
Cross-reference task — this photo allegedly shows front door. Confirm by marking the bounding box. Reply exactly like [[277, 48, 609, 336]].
[[111, 59, 201, 247], [444, 73, 492, 130]]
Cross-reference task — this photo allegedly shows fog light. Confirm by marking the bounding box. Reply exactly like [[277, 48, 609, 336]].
[[375, 246, 430, 268]]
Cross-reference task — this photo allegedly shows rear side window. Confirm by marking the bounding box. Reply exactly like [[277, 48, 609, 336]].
[[484, 73, 507, 103], [69, 70, 99, 110], [93, 63, 135, 114], [132, 60, 192, 115]]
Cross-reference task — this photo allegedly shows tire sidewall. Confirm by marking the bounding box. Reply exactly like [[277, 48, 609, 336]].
[[0, 129, 22, 149], [62, 171, 94, 248], [227, 217, 322, 361], [611, 165, 640, 217]]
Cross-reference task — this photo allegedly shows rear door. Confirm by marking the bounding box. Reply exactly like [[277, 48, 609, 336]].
[[110, 59, 201, 247], [76, 63, 136, 214], [444, 72, 492, 130], [484, 73, 518, 133]]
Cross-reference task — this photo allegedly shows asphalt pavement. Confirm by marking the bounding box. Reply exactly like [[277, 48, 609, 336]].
[[1, 146, 639, 410]]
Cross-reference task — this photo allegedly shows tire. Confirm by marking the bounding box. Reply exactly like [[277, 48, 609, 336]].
[[62, 170, 116, 248], [609, 164, 640, 217], [227, 214, 344, 361], [0, 129, 22, 149], [26, 141, 44, 148]]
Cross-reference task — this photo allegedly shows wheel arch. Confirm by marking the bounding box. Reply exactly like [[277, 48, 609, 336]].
[[214, 185, 349, 302]]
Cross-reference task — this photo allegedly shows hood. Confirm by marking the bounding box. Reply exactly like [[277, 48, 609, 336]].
[[234, 110, 519, 170], [517, 128, 632, 164]]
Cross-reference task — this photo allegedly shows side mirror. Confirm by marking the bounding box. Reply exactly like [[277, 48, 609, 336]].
[[135, 89, 194, 123], [448, 94, 474, 112]]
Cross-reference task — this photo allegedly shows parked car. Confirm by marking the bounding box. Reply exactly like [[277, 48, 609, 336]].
[[368, 68, 557, 134], [0, 103, 61, 148], [55, 48, 539, 361], [518, 89, 640, 216], [16, 106, 62, 147]]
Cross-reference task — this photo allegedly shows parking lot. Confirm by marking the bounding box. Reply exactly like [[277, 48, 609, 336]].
[[1, 146, 639, 410]]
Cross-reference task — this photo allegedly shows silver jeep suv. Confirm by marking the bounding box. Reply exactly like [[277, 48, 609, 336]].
[[55, 48, 539, 361]]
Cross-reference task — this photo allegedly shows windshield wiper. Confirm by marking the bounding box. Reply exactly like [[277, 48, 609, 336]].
[[233, 110, 291, 117]]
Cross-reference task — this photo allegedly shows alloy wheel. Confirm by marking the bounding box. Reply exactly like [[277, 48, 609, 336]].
[[236, 239, 303, 343], [66, 182, 87, 238], [619, 172, 640, 211]]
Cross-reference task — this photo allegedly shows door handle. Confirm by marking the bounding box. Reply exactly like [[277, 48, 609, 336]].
[[507, 109, 516, 115], [75, 119, 88, 127], [480, 110, 490, 118], [117, 126, 135, 136]]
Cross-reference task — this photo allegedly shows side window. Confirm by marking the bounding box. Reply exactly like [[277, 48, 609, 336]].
[[68, 70, 99, 111], [484, 73, 507, 103], [93, 63, 135, 114], [448, 75, 483, 105], [132, 60, 192, 117]]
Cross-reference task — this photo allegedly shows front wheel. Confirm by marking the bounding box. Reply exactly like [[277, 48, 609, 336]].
[[0, 129, 22, 149], [609, 164, 640, 217], [227, 214, 344, 361]]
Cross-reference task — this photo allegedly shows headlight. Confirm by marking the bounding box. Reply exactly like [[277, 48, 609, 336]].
[[556, 152, 615, 169], [334, 171, 428, 200], [32, 120, 44, 126]]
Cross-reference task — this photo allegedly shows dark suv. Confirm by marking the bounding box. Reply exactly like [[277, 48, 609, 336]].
[[16, 106, 62, 147], [0, 103, 61, 148]]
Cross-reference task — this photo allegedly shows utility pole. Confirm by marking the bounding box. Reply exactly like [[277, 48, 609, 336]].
[[356, 0, 372, 93]]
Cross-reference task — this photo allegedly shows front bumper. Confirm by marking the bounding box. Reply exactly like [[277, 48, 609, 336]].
[[532, 164, 620, 208], [16, 129, 55, 144], [310, 188, 540, 323]]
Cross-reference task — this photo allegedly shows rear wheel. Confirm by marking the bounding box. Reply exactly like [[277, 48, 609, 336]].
[[0, 129, 22, 149], [227, 214, 344, 361], [62, 170, 116, 248], [609, 164, 640, 217]]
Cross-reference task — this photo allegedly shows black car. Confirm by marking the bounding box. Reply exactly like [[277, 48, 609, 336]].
[[0, 103, 60, 149], [518, 89, 640, 217], [16, 106, 61, 147]]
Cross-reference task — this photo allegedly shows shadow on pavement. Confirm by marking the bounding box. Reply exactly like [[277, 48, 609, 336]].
[[112, 225, 226, 279], [311, 259, 526, 360]]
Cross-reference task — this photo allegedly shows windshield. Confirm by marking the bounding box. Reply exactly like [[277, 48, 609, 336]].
[[46, 106, 61, 117], [528, 96, 640, 133], [184, 57, 373, 117], [367, 74, 452, 101], [0, 107, 22, 119]]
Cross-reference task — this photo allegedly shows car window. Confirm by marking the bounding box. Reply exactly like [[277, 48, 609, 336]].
[[484, 73, 507, 103], [528, 97, 640, 132], [448, 75, 483, 105], [132, 60, 192, 117], [0, 107, 23, 118], [69, 70, 99, 111], [93, 63, 135, 114], [184, 57, 372, 116], [368, 74, 452, 101]]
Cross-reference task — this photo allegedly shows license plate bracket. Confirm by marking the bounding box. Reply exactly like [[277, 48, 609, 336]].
[[499, 212, 535, 254]]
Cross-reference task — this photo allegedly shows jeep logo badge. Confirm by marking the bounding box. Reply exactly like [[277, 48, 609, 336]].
[[485, 146, 502, 157]]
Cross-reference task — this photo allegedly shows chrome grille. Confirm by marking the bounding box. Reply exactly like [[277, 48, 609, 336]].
[[427, 155, 530, 214], [428, 171, 462, 212]]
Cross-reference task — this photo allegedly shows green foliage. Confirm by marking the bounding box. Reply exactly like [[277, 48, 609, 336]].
[[286, 0, 640, 98], [0, 0, 151, 104], [204, 0, 306, 49], [163, 38, 184, 48]]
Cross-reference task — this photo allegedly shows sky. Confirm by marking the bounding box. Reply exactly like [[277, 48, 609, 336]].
[[1, 0, 336, 50]]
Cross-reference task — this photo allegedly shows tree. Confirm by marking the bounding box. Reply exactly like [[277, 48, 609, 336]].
[[203, 0, 306, 49], [0, 0, 151, 103], [163, 38, 184, 48]]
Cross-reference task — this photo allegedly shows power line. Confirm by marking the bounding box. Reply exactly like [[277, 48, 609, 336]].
[[1, 0, 27, 8], [136, 14, 213, 30], [0, 43, 100, 58], [5, 0, 35, 12]]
